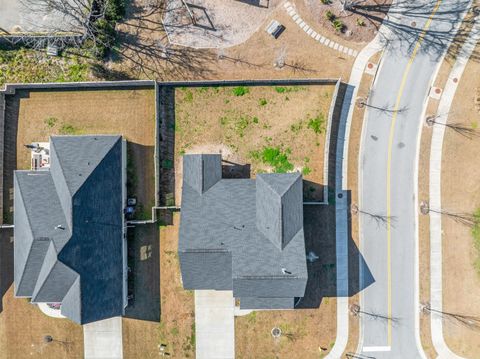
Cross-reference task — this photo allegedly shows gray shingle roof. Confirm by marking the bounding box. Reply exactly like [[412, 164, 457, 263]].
[[14, 135, 124, 324], [179, 154, 308, 309]]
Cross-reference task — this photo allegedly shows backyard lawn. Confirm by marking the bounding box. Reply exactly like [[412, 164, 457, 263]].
[[174, 84, 336, 203]]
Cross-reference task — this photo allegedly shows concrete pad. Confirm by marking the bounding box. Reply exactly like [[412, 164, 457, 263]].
[[310, 30, 318, 38], [429, 86, 443, 100], [338, 45, 344, 52], [320, 36, 327, 44], [329, 41, 336, 48], [284, 1, 291, 8], [84, 317, 123, 359], [307, 28, 313, 35], [303, 24, 310, 31], [324, 39, 330, 46], [348, 48, 354, 56], [297, 19, 304, 25], [292, 14, 299, 21], [333, 43, 340, 50], [195, 290, 235, 359], [315, 33, 321, 41], [343, 47, 349, 54], [352, 50, 359, 57]]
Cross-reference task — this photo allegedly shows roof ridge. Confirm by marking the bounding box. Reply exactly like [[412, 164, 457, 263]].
[[14, 176, 36, 289]]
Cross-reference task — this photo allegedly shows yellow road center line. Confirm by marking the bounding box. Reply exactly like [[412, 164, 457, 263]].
[[386, 0, 442, 346]]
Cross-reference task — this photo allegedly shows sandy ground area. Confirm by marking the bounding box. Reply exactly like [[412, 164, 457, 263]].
[[163, 0, 282, 48]]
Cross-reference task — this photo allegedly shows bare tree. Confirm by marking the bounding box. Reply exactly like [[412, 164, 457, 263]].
[[426, 114, 479, 139], [421, 302, 480, 331], [350, 304, 401, 324], [423, 203, 477, 227], [17, 0, 117, 55], [351, 204, 396, 228]]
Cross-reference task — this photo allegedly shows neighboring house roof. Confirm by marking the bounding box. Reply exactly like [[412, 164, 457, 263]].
[[14, 135, 124, 324], [179, 154, 308, 310]]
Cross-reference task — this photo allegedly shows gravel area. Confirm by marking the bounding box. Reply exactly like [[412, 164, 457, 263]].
[[163, 0, 282, 48]]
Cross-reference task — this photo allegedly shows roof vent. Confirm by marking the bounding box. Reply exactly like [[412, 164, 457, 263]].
[[281, 268, 292, 275]]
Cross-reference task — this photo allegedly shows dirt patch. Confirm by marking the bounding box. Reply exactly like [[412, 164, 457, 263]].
[[173, 84, 335, 203], [438, 46, 480, 357]]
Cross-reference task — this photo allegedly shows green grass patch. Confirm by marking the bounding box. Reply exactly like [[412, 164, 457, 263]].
[[250, 146, 294, 173], [44, 117, 58, 128], [232, 86, 250, 96], [471, 208, 480, 274], [274, 86, 305, 94], [307, 113, 326, 134], [258, 98, 268, 106], [59, 124, 80, 135]]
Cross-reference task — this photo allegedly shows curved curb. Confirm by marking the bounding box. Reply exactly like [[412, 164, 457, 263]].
[[283, 2, 358, 58], [429, 13, 480, 359]]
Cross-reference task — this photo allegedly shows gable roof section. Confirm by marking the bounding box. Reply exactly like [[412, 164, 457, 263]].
[[14, 135, 124, 324], [179, 154, 308, 303]]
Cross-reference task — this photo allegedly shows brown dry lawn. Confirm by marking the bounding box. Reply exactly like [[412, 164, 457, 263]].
[[0, 88, 157, 358], [174, 84, 335, 202], [123, 215, 195, 359], [438, 48, 480, 357]]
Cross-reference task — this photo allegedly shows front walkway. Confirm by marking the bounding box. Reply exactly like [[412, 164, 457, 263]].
[[195, 290, 235, 359], [83, 317, 123, 359]]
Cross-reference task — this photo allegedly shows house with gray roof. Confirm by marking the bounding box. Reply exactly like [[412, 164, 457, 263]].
[[179, 154, 308, 310], [14, 135, 127, 324]]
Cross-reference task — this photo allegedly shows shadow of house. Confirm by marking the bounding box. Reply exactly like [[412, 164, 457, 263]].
[[124, 223, 160, 322], [221, 160, 251, 179], [296, 194, 374, 309], [0, 228, 13, 312]]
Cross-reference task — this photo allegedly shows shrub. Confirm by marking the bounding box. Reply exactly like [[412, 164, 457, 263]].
[[325, 10, 335, 21], [356, 18, 366, 26], [332, 19, 345, 32]]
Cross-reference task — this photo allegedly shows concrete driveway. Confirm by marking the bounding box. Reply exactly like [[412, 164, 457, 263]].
[[83, 317, 123, 359], [195, 290, 235, 359]]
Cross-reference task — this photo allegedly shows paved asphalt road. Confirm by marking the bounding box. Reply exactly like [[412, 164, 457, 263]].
[[358, 1, 471, 358]]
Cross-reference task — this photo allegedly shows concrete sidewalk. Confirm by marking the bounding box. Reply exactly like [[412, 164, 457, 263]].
[[429, 12, 480, 359], [83, 317, 123, 359], [195, 290, 235, 359]]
